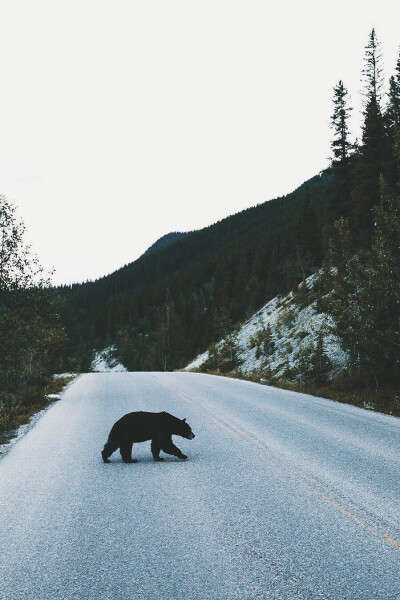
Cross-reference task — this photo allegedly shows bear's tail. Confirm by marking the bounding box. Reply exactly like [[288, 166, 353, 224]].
[[101, 433, 119, 463]]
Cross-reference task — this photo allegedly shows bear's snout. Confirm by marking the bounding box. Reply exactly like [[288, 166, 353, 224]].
[[188, 432, 195, 440]]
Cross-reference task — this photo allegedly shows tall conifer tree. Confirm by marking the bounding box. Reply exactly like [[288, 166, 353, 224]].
[[330, 80, 352, 218], [297, 186, 322, 267], [385, 49, 400, 189], [353, 29, 387, 242], [386, 75, 400, 128]]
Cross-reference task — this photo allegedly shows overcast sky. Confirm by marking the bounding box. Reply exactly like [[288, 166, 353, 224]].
[[0, 0, 399, 285]]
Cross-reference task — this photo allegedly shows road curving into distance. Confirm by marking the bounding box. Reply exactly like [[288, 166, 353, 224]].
[[1, 372, 399, 599]]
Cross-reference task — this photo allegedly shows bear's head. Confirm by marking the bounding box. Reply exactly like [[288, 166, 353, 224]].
[[178, 417, 195, 440]]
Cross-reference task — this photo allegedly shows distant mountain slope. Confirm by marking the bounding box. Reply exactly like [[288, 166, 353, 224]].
[[142, 232, 189, 257], [59, 171, 336, 372]]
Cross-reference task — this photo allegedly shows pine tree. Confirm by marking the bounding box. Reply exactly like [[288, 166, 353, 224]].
[[310, 332, 332, 384], [117, 326, 150, 371], [148, 296, 185, 371], [218, 335, 241, 373], [250, 322, 275, 359], [331, 81, 353, 164], [317, 218, 370, 380], [212, 307, 232, 342], [368, 177, 400, 382], [393, 125, 400, 191], [386, 76, 400, 128], [317, 178, 400, 388], [387, 49, 400, 124], [296, 187, 322, 271], [362, 29, 384, 104], [353, 29, 387, 243], [385, 49, 400, 189], [330, 80, 353, 219]]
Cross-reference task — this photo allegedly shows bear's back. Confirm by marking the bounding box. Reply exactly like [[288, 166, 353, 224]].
[[111, 411, 173, 443]]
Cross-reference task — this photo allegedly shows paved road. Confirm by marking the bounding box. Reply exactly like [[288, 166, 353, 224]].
[[0, 373, 399, 600]]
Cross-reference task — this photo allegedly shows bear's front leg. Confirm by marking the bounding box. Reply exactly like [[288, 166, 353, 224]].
[[151, 439, 164, 461], [161, 439, 188, 460]]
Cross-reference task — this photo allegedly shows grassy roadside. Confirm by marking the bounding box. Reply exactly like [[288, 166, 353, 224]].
[[0, 374, 77, 446], [186, 368, 400, 417], [272, 380, 400, 417]]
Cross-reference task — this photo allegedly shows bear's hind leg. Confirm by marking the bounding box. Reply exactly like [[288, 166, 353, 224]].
[[151, 438, 164, 461], [102, 437, 119, 463], [120, 442, 137, 463]]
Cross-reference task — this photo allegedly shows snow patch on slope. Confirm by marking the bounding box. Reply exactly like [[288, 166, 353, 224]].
[[186, 351, 209, 371], [186, 275, 348, 380], [91, 346, 127, 372]]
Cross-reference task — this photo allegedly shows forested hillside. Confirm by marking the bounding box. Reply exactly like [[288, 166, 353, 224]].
[[59, 30, 400, 396], [59, 171, 332, 371], [187, 29, 400, 405]]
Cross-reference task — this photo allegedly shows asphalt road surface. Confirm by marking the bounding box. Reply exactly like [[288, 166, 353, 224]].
[[1, 372, 399, 600]]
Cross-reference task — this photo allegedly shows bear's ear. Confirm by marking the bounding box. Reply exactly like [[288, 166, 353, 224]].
[[182, 418, 186, 422]]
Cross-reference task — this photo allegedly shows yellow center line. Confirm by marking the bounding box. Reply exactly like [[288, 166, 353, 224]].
[[209, 415, 241, 437], [171, 384, 400, 550], [211, 414, 271, 452]]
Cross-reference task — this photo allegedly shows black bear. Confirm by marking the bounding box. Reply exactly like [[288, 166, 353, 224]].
[[101, 411, 195, 463]]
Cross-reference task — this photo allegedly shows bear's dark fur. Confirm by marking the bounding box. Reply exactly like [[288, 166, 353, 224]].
[[101, 411, 195, 463]]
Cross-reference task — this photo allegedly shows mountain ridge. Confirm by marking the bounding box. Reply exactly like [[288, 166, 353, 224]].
[[142, 231, 189, 257]]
